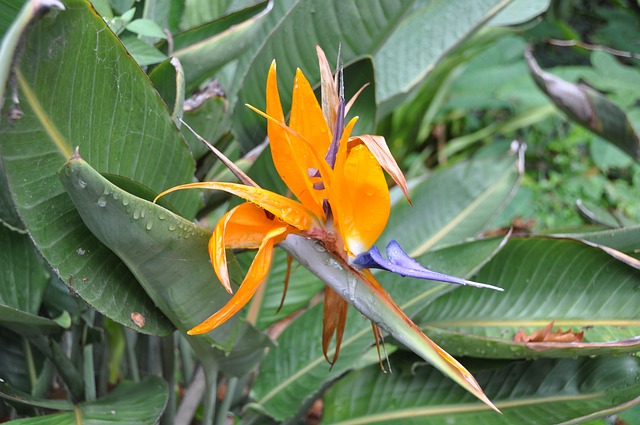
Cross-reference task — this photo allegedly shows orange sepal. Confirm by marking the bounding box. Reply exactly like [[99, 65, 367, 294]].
[[322, 287, 349, 366], [155, 181, 316, 231], [260, 62, 328, 218], [210, 203, 293, 293], [188, 225, 288, 335], [289, 67, 332, 155]]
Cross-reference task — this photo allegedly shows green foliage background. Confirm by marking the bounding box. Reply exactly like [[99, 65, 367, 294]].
[[0, 0, 639, 424]]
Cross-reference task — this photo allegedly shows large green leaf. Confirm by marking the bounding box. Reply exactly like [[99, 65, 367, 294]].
[[59, 155, 226, 343], [380, 147, 523, 257], [166, 2, 270, 90], [416, 237, 640, 358], [59, 156, 271, 375], [232, 0, 518, 150], [0, 0, 203, 335], [251, 235, 508, 421], [322, 356, 640, 425], [5, 377, 168, 424]]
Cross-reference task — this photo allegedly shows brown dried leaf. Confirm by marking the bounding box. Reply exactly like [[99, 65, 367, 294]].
[[316, 45, 339, 129], [513, 321, 584, 343]]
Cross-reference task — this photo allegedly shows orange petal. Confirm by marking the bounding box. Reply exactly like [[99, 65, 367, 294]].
[[289, 67, 332, 155], [331, 143, 390, 256], [189, 226, 288, 334], [350, 135, 411, 204], [322, 287, 349, 366], [155, 181, 316, 231]]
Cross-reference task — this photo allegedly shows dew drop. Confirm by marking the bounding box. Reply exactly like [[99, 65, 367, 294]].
[[76, 248, 86, 256], [146, 221, 153, 230], [78, 179, 87, 188], [140, 209, 146, 219], [133, 208, 141, 219], [97, 196, 107, 207], [122, 198, 130, 206], [112, 192, 119, 200], [168, 223, 176, 231]]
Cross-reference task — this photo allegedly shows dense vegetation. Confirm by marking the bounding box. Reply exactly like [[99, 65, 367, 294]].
[[1, 0, 639, 424]]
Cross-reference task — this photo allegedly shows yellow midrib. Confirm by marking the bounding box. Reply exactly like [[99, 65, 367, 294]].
[[425, 319, 640, 327], [16, 69, 72, 158], [329, 393, 600, 425]]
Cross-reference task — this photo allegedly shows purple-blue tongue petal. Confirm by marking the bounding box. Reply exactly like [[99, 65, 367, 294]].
[[354, 240, 503, 291]]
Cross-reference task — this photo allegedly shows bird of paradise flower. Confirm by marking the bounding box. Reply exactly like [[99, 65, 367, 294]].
[[156, 46, 502, 412]]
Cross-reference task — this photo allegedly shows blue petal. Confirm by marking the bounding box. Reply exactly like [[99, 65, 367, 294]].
[[353, 240, 503, 291]]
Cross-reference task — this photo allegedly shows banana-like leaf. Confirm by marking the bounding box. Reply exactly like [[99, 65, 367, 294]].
[[252, 235, 508, 420], [322, 356, 640, 425], [525, 47, 640, 162], [165, 1, 271, 90], [59, 155, 271, 374], [4, 377, 168, 424], [380, 146, 523, 257], [416, 237, 640, 358], [232, 0, 521, 149], [0, 0, 202, 335]]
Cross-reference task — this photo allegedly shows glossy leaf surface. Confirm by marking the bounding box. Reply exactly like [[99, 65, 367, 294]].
[[59, 156, 271, 374], [232, 0, 523, 149], [323, 356, 640, 424], [0, 0, 200, 335], [417, 237, 640, 358]]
